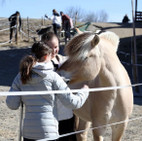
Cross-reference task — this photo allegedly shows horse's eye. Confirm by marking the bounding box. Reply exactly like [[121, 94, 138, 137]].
[[84, 56, 89, 60], [84, 54, 94, 60]]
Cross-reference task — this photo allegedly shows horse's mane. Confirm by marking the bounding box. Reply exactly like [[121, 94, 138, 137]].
[[65, 32, 94, 56], [98, 31, 119, 52], [65, 31, 119, 58]]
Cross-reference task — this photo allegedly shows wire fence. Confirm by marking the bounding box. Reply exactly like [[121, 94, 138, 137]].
[[0, 27, 10, 32], [0, 83, 142, 141], [0, 18, 47, 45]]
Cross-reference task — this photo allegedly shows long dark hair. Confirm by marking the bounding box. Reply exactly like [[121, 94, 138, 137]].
[[20, 42, 52, 84]]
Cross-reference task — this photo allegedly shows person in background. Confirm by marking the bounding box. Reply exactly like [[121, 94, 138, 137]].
[[41, 32, 77, 141], [45, 9, 61, 36], [60, 11, 71, 44], [41, 32, 66, 70], [8, 11, 21, 43], [122, 14, 130, 23], [6, 41, 89, 141]]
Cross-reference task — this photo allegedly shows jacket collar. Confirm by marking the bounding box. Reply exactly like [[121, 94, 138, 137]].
[[32, 61, 54, 77]]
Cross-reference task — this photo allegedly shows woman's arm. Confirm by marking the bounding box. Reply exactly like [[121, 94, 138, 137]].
[[53, 73, 89, 109], [6, 74, 22, 110]]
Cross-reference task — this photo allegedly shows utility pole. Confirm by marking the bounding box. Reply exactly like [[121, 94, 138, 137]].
[[131, 0, 139, 93]]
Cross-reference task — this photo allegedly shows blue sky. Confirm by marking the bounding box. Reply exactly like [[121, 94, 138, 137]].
[[0, 0, 141, 22]]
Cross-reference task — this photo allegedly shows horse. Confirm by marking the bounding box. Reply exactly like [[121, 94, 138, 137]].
[[58, 31, 133, 141]]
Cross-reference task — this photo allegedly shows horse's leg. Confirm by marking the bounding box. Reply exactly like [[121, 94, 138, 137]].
[[91, 112, 112, 141], [92, 121, 106, 141], [111, 121, 128, 141], [75, 118, 91, 141]]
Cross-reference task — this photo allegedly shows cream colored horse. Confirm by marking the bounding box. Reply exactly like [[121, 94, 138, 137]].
[[58, 31, 133, 141]]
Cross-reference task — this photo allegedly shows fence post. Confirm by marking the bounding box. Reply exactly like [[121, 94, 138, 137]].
[[43, 17, 44, 26], [27, 17, 30, 42], [16, 14, 20, 44], [21, 21, 23, 40], [41, 16, 44, 26], [74, 12, 78, 27], [44, 17, 46, 25], [18, 103, 23, 141]]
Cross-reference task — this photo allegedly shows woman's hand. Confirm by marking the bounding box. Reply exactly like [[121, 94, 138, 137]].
[[82, 85, 89, 89]]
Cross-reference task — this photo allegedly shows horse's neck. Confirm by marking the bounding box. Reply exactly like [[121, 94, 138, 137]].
[[98, 56, 118, 87]]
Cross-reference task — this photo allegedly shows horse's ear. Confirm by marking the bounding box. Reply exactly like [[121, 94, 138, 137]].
[[75, 28, 83, 34], [91, 35, 100, 47]]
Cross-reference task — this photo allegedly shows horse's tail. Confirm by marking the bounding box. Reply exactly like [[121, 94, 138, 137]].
[[99, 31, 119, 52]]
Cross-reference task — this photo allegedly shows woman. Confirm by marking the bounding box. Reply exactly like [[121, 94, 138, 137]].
[[41, 32, 77, 141], [6, 42, 89, 141], [60, 11, 71, 44], [45, 9, 61, 36]]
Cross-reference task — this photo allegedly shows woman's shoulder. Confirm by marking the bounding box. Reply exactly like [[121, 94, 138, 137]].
[[45, 70, 61, 80], [13, 73, 21, 83], [10, 73, 22, 90], [45, 70, 65, 86]]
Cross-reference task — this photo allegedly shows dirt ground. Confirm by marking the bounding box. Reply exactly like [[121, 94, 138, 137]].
[[0, 21, 142, 141], [0, 77, 142, 141]]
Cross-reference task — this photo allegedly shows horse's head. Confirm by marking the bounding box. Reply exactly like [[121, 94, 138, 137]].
[[59, 32, 102, 84]]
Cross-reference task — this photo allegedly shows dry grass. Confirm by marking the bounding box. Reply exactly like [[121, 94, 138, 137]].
[[0, 18, 52, 48]]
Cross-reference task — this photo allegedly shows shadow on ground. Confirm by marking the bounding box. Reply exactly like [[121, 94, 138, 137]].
[[0, 34, 142, 105], [0, 45, 65, 86], [93, 22, 142, 31], [134, 97, 142, 105], [0, 47, 31, 86]]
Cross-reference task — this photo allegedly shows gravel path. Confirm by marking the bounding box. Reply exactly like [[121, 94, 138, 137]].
[[0, 88, 142, 141]]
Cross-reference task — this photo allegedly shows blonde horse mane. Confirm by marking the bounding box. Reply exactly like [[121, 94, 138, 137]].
[[65, 31, 119, 59], [65, 32, 94, 56], [98, 31, 119, 52]]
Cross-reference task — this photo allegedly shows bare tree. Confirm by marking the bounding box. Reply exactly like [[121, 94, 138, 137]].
[[1, 0, 6, 5], [65, 6, 108, 23], [82, 10, 108, 22], [97, 10, 108, 22], [82, 12, 98, 22], [65, 6, 85, 22]]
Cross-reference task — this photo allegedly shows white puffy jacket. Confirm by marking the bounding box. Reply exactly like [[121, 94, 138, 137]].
[[6, 62, 89, 140]]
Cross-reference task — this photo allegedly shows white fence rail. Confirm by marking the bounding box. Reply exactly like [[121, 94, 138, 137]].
[[0, 83, 142, 141]]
